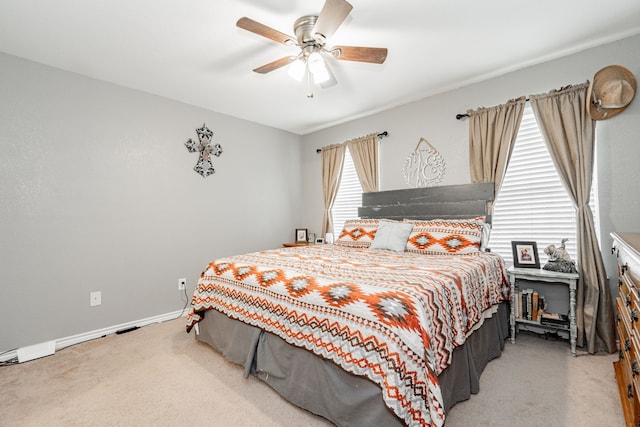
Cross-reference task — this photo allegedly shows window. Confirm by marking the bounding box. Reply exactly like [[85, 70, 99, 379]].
[[488, 104, 599, 266], [332, 148, 363, 237]]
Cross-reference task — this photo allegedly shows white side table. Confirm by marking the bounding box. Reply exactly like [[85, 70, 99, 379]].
[[508, 266, 579, 357]]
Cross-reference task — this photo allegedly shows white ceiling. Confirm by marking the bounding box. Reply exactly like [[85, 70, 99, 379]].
[[1, 0, 640, 135]]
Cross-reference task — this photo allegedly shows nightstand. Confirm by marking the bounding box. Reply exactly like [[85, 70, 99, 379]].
[[282, 242, 312, 247], [508, 266, 578, 357]]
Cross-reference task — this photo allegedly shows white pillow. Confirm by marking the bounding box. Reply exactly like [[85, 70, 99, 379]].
[[370, 220, 414, 252], [480, 222, 492, 252]]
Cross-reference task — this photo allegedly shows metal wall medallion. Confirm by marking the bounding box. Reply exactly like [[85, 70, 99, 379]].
[[185, 123, 223, 177], [402, 137, 446, 188]]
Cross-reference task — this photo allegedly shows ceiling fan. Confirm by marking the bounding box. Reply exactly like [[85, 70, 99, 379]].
[[236, 0, 387, 95]]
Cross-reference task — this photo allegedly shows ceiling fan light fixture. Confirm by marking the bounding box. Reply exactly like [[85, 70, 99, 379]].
[[287, 58, 306, 82], [318, 62, 337, 89], [312, 67, 331, 85], [308, 51, 330, 84]]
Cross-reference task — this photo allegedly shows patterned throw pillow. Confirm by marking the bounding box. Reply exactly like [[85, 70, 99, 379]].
[[403, 218, 484, 255], [334, 219, 380, 248]]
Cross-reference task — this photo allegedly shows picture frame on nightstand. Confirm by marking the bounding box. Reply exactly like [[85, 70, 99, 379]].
[[511, 241, 540, 269], [295, 228, 308, 243]]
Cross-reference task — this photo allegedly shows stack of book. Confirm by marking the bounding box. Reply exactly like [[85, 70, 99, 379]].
[[514, 288, 569, 327], [540, 312, 569, 327], [514, 289, 544, 321]]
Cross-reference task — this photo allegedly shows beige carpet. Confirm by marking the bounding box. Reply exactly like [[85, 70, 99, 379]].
[[0, 318, 623, 426]]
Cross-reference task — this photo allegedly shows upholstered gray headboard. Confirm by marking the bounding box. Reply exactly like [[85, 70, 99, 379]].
[[358, 182, 494, 224]]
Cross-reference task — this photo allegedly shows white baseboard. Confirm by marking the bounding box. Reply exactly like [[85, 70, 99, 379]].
[[1, 310, 187, 363]]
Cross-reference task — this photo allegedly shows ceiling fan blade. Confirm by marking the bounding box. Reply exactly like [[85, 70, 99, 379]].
[[331, 46, 388, 64], [236, 17, 296, 46], [313, 0, 353, 40], [253, 56, 295, 74]]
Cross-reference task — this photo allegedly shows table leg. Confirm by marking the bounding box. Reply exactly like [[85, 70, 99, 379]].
[[569, 279, 577, 357], [510, 275, 516, 344]]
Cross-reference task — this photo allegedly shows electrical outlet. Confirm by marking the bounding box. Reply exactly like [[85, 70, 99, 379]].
[[90, 291, 102, 306], [178, 278, 186, 291]]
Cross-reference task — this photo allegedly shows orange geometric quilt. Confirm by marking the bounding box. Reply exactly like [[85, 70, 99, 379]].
[[186, 245, 509, 427]]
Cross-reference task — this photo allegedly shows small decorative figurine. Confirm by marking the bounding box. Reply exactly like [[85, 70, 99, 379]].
[[543, 238, 577, 273]]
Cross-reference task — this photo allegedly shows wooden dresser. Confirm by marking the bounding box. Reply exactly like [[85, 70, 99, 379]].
[[612, 232, 640, 426]]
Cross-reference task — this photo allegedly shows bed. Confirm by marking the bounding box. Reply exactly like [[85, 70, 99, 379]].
[[186, 183, 510, 427]]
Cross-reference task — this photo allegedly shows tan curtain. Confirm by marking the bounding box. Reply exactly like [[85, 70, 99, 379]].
[[346, 133, 379, 193], [468, 97, 526, 210], [529, 82, 615, 354], [321, 144, 346, 236]]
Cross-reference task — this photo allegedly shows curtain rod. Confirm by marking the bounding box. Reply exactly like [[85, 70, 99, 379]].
[[456, 98, 530, 120], [316, 131, 388, 153]]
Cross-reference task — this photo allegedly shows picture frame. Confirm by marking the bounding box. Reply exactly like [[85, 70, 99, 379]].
[[511, 241, 540, 269], [315, 237, 325, 244], [295, 228, 308, 243]]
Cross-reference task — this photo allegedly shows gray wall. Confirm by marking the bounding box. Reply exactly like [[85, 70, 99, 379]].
[[301, 34, 640, 296], [3, 33, 639, 353], [0, 53, 301, 351]]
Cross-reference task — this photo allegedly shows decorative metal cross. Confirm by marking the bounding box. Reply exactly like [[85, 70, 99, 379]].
[[185, 123, 223, 177]]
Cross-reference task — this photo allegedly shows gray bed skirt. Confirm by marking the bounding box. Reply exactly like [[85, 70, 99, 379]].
[[194, 302, 509, 427]]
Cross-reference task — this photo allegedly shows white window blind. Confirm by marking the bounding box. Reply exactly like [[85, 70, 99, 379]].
[[332, 148, 363, 237], [488, 104, 599, 267]]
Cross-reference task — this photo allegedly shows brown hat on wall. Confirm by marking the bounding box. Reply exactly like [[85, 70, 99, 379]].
[[587, 65, 637, 120]]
